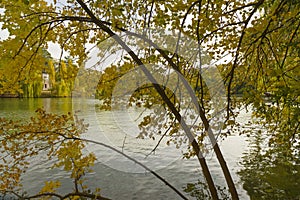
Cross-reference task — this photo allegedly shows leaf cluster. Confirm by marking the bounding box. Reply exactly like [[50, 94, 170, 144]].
[[0, 109, 106, 199]]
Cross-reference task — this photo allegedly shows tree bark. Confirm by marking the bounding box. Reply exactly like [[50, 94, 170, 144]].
[[76, 0, 219, 199]]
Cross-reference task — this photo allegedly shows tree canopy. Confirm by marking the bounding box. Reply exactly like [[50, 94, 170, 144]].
[[0, 0, 299, 199]]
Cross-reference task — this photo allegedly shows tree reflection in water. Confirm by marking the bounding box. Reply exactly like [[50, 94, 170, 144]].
[[238, 131, 300, 200], [183, 180, 230, 200]]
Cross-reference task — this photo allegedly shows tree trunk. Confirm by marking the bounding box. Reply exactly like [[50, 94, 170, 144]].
[[76, 1, 221, 199]]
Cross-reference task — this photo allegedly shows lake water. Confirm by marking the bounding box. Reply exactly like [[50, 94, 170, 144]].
[[0, 98, 251, 199]]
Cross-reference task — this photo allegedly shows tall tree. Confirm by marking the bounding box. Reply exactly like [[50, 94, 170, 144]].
[[0, 0, 299, 199]]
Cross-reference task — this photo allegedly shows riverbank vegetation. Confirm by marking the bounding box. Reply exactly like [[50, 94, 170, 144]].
[[0, 0, 299, 199]]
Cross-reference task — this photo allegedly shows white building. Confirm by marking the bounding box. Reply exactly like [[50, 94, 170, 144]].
[[42, 71, 51, 91]]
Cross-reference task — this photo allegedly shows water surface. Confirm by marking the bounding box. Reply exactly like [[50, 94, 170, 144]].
[[0, 98, 250, 199]]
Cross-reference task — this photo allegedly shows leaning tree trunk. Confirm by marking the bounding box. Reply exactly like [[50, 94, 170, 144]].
[[76, 0, 219, 199], [118, 28, 239, 199]]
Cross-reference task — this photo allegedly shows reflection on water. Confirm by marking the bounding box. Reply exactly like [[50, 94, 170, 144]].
[[0, 98, 251, 199], [0, 98, 73, 119], [238, 131, 300, 200]]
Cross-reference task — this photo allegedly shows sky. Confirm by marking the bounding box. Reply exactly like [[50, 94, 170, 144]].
[[0, 24, 8, 41], [0, 23, 8, 41], [0, 8, 9, 41]]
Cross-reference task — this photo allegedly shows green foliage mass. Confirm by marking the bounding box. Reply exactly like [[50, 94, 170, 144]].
[[0, 0, 299, 199]]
